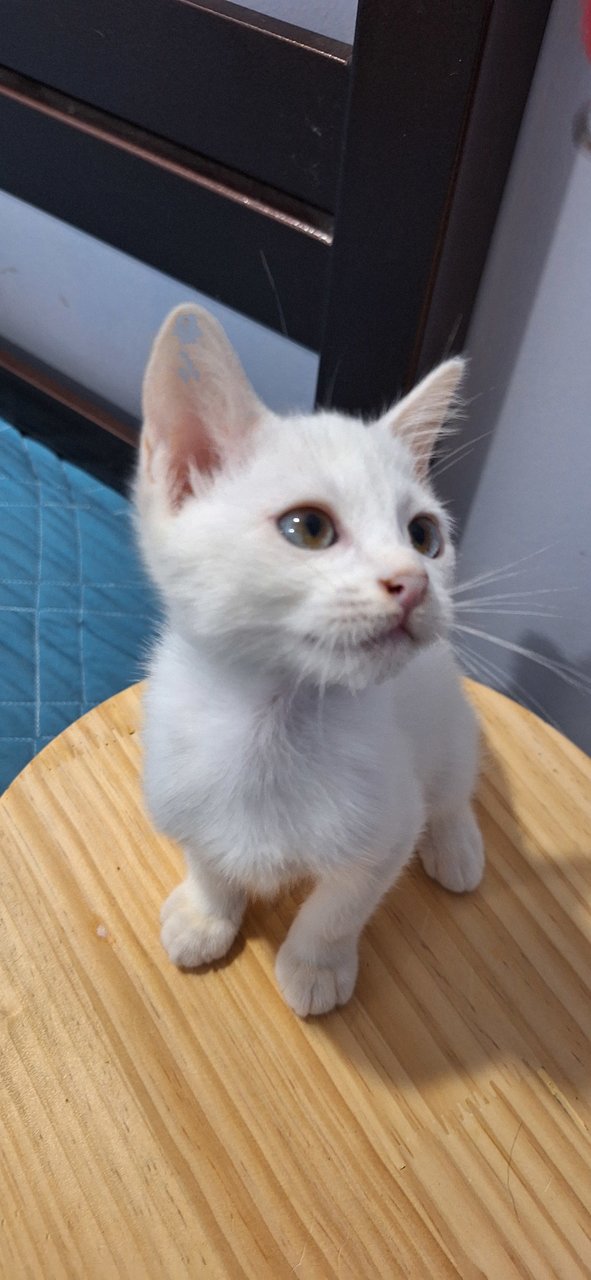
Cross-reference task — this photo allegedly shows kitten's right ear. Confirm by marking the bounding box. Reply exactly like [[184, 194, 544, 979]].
[[140, 304, 264, 507], [380, 358, 465, 479]]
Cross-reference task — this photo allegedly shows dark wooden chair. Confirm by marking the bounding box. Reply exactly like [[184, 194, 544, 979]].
[[0, 0, 551, 477]]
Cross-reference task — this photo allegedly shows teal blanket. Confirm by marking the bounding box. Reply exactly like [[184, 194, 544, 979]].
[[0, 419, 158, 791]]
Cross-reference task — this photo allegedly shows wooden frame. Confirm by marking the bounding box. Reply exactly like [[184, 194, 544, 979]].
[[0, 68, 331, 351], [0, 342, 136, 492], [0, 0, 552, 465], [1, 0, 349, 210]]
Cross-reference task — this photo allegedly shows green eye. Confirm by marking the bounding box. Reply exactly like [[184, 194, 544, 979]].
[[277, 507, 337, 550], [408, 514, 443, 558]]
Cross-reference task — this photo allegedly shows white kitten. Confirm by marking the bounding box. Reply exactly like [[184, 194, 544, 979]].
[[135, 304, 484, 1017]]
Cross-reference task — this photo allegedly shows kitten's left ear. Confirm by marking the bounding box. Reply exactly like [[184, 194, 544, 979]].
[[380, 358, 465, 478], [140, 303, 265, 507]]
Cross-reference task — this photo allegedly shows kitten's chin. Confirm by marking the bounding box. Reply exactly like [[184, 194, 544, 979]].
[[181, 617, 445, 692], [297, 631, 436, 692]]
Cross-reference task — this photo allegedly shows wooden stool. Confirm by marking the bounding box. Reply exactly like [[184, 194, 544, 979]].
[[1, 681, 590, 1277]]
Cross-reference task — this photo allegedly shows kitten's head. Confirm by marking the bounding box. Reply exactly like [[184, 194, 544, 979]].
[[136, 305, 463, 690]]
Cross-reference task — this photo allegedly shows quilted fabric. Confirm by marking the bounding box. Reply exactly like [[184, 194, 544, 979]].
[[0, 418, 160, 792]]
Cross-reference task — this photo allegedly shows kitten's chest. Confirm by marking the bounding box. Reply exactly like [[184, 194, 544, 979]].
[[180, 689, 395, 887], [145, 652, 418, 892], [222, 695, 375, 835]]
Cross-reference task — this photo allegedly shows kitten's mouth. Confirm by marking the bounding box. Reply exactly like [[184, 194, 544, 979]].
[[303, 616, 421, 655], [360, 620, 412, 650]]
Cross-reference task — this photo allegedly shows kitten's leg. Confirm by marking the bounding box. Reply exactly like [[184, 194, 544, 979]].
[[161, 855, 245, 968], [276, 857, 406, 1018], [419, 804, 484, 893], [420, 682, 484, 893]]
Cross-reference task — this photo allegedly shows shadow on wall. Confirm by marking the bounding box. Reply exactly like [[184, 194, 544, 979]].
[[456, 622, 591, 753], [434, 0, 591, 754], [511, 631, 591, 744], [439, 0, 587, 531]]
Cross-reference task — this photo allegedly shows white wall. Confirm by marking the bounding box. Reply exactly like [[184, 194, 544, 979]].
[[238, 0, 357, 43], [438, 0, 591, 753], [0, 193, 318, 418]]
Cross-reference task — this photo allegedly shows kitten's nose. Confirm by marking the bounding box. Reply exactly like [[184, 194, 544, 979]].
[[379, 572, 428, 621]]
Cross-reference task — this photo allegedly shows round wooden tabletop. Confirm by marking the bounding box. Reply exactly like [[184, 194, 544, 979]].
[[1, 681, 590, 1278]]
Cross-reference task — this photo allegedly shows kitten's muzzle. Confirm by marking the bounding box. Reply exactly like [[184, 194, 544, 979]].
[[363, 572, 431, 649], [378, 572, 427, 626]]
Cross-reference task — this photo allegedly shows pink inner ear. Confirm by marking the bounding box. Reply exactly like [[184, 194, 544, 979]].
[[167, 412, 220, 506], [142, 305, 265, 508]]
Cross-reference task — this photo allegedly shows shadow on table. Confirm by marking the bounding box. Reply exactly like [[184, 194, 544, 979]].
[[260, 731, 591, 1106]]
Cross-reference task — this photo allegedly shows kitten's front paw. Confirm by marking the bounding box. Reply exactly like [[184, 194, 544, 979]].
[[275, 941, 358, 1017], [420, 805, 484, 894], [160, 881, 239, 968]]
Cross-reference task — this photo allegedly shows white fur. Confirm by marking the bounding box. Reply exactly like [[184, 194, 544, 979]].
[[136, 305, 484, 1016]]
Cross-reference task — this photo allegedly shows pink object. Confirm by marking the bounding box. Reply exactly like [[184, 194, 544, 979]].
[[583, 0, 591, 60], [379, 573, 428, 621]]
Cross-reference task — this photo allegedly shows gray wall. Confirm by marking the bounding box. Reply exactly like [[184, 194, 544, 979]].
[[438, 0, 591, 754]]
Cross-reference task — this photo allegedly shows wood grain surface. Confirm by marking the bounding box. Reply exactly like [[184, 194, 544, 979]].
[[0, 680, 590, 1278]]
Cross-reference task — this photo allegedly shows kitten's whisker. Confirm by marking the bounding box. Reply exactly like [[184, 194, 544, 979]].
[[452, 545, 556, 596], [411, 428, 460, 458], [440, 315, 463, 359], [453, 638, 562, 732], [430, 447, 479, 482], [324, 345, 351, 407], [411, 421, 460, 439], [430, 446, 477, 482], [453, 587, 576, 606], [454, 642, 490, 690], [453, 568, 525, 594], [259, 249, 288, 338], [454, 645, 481, 682], [430, 430, 492, 480], [404, 410, 463, 433], [408, 421, 461, 448], [453, 605, 561, 619], [452, 623, 591, 694]]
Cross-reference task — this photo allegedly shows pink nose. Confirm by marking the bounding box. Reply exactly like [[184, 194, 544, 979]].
[[379, 573, 428, 622]]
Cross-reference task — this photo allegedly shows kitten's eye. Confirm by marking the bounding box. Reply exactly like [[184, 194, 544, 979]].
[[277, 508, 337, 550], [408, 515, 443, 558]]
